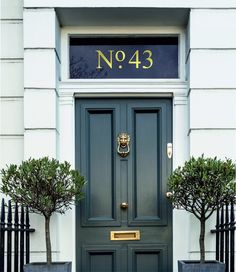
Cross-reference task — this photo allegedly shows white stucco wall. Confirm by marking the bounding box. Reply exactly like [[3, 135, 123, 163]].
[[188, 9, 236, 160], [1, 1, 236, 271], [0, 0, 24, 169]]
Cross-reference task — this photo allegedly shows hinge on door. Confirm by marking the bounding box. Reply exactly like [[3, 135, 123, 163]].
[[167, 143, 173, 159]]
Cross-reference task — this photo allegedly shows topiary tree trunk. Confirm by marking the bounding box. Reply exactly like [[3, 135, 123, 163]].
[[200, 216, 205, 263], [45, 216, 52, 265]]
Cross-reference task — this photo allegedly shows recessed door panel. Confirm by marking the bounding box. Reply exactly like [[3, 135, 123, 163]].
[[133, 110, 160, 221], [128, 245, 168, 272], [88, 111, 114, 220], [82, 246, 121, 272], [78, 104, 121, 227], [76, 99, 172, 272]]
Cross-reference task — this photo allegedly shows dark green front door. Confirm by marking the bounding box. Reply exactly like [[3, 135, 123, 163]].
[[75, 98, 172, 272]]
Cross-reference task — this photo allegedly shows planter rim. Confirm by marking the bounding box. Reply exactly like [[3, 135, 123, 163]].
[[24, 262, 71, 265], [178, 260, 224, 264], [24, 262, 72, 272]]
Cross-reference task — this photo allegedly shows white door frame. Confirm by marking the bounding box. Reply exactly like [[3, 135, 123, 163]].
[[58, 26, 189, 272]]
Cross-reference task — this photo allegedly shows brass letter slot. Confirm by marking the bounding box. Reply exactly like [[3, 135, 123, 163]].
[[110, 230, 140, 241]]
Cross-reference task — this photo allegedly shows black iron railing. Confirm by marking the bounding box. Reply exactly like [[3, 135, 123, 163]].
[[0, 198, 35, 272], [211, 201, 235, 272]]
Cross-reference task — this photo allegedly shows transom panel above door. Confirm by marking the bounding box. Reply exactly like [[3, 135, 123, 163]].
[[75, 98, 172, 272]]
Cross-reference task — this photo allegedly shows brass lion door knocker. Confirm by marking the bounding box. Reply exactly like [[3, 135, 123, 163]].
[[117, 133, 130, 158]]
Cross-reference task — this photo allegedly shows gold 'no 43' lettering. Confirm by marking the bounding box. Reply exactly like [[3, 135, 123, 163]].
[[96, 50, 154, 70]]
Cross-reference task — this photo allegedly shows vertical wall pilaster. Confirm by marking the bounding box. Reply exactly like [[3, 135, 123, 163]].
[[187, 8, 236, 261], [173, 93, 189, 167], [57, 91, 76, 270], [59, 92, 75, 164], [23, 8, 61, 262], [173, 91, 189, 271], [23, 8, 61, 159]]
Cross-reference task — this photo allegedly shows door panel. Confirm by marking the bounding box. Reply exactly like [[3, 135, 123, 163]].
[[79, 104, 121, 227], [128, 245, 167, 272], [127, 102, 170, 227], [132, 110, 160, 222], [88, 111, 114, 220], [82, 245, 122, 272], [76, 99, 172, 272]]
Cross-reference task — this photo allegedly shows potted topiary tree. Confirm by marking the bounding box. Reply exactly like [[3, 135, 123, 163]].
[[0, 157, 86, 272], [167, 155, 235, 272]]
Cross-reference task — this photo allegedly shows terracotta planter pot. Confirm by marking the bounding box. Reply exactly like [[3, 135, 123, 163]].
[[24, 262, 71, 272], [178, 260, 225, 272]]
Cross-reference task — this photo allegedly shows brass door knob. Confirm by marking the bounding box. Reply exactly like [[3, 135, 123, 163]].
[[120, 202, 128, 209], [166, 192, 173, 198]]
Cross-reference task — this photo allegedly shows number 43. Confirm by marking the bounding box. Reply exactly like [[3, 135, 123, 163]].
[[129, 50, 153, 69]]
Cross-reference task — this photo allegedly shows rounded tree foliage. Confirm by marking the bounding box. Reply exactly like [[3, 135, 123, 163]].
[[168, 156, 235, 263], [1, 157, 86, 265]]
